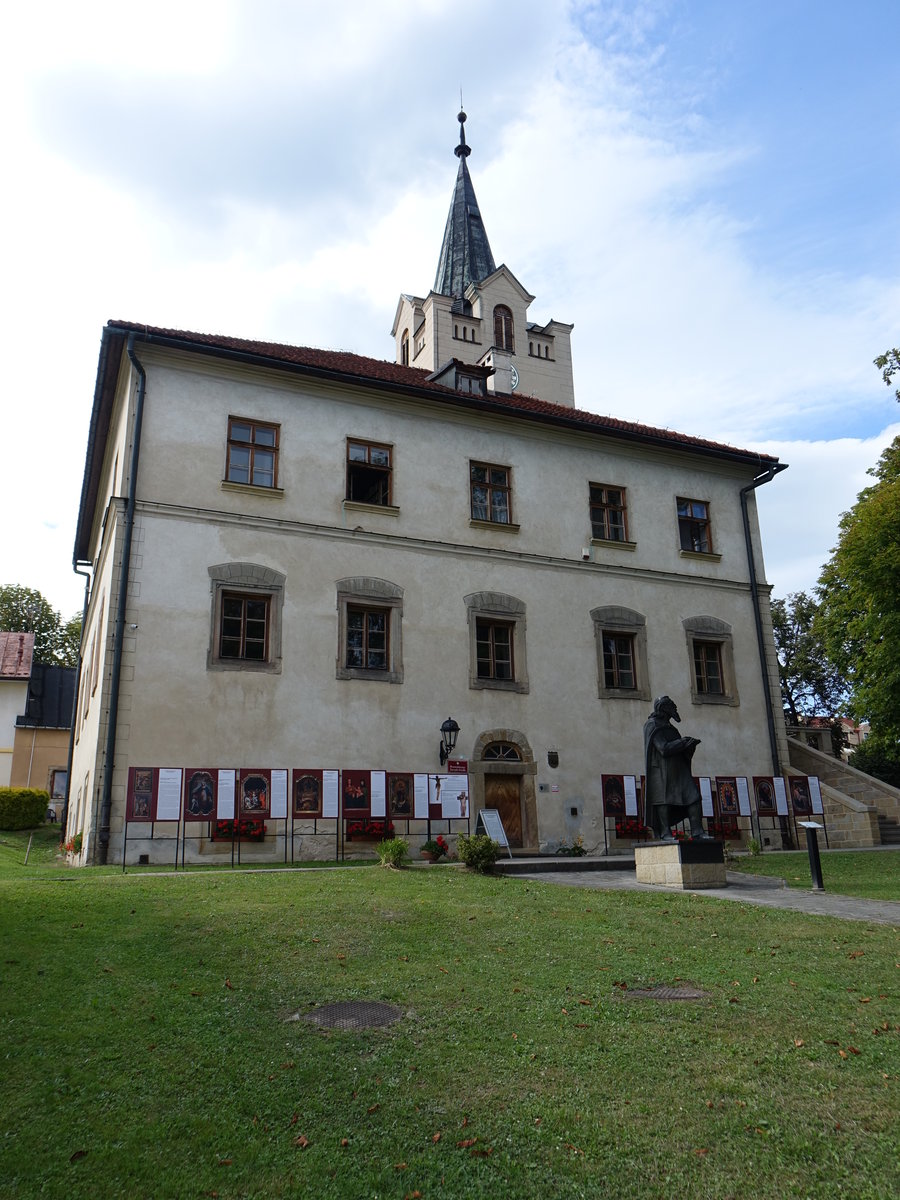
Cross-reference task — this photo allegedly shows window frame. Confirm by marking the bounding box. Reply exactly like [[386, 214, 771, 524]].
[[589, 484, 629, 544], [470, 461, 512, 526], [219, 592, 271, 662], [346, 439, 393, 507], [676, 496, 715, 555], [683, 615, 739, 706], [475, 618, 515, 683], [493, 305, 515, 352], [465, 592, 528, 693], [225, 417, 280, 490], [345, 604, 390, 672], [336, 577, 403, 684], [208, 563, 285, 674], [591, 606, 651, 701]]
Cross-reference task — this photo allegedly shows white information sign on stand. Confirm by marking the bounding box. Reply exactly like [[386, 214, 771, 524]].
[[271, 770, 288, 819], [323, 770, 339, 818], [808, 776, 824, 815], [475, 808, 511, 856], [736, 777, 752, 817], [157, 768, 183, 821], [699, 777, 714, 817], [624, 776, 638, 817], [371, 771, 387, 818], [774, 777, 789, 816], [217, 770, 235, 819], [413, 774, 430, 818]]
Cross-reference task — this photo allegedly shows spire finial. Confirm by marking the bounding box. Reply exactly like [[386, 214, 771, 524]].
[[455, 107, 470, 159]]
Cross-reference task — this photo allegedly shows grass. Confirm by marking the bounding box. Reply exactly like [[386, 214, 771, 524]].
[[729, 849, 900, 901], [1, 838, 898, 1198]]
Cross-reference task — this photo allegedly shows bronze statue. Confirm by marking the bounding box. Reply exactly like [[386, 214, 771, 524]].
[[642, 696, 711, 840]]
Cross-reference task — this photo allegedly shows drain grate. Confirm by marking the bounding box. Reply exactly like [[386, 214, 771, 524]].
[[301, 1001, 404, 1030], [619, 986, 708, 1002]]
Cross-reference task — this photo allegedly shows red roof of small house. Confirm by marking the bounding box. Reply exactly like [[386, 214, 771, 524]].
[[0, 632, 35, 680]]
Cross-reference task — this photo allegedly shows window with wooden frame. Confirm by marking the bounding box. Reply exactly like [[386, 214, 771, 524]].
[[346, 606, 389, 671], [476, 619, 514, 682], [208, 563, 285, 674], [589, 484, 628, 542], [400, 330, 409, 366], [219, 593, 269, 661], [225, 418, 279, 488], [336, 577, 403, 684], [456, 370, 485, 395], [683, 616, 738, 706], [602, 632, 636, 690], [591, 606, 650, 701], [465, 591, 529, 693], [346, 440, 392, 506], [677, 497, 712, 553], [493, 305, 514, 352], [470, 462, 511, 524], [693, 640, 723, 696]]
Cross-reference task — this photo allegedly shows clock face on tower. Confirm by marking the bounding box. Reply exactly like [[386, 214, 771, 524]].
[[510, 364, 519, 389]]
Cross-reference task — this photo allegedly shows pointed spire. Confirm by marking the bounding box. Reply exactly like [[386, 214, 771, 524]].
[[433, 110, 496, 300]]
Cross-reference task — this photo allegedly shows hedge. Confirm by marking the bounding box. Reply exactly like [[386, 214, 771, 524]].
[[0, 788, 51, 830]]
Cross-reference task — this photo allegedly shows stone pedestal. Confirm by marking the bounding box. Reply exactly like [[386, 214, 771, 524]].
[[634, 840, 726, 889]]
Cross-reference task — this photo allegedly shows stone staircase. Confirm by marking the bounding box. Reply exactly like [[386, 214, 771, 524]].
[[787, 737, 900, 847]]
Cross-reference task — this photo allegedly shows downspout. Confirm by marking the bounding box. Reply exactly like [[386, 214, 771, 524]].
[[740, 462, 789, 776], [61, 562, 92, 841], [97, 334, 146, 864]]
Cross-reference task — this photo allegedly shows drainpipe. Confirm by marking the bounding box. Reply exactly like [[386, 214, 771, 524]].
[[97, 334, 146, 864], [740, 462, 789, 776], [61, 562, 92, 841]]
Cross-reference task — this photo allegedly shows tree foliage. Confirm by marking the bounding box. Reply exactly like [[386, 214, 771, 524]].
[[874, 347, 900, 401], [0, 585, 82, 667], [817, 435, 900, 738], [848, 734, 900, 790], [770, 591, 848, 724]]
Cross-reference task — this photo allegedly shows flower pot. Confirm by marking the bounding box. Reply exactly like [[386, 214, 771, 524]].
[[420, 851, 437, 862]]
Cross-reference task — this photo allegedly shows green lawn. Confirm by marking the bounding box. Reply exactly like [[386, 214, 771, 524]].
[[730, 849, 900, 901], [1, 842, 898, 1198]]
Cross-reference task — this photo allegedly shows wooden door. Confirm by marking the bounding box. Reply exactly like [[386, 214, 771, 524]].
[[484, 775, 522, 848]]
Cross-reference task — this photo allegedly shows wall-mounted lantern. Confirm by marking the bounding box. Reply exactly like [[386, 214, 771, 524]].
[[439, 717, 460, 766]]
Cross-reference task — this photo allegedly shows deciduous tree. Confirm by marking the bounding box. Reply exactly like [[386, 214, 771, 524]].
[[771, 591, 848, 724], [0, 585, 82, 667]]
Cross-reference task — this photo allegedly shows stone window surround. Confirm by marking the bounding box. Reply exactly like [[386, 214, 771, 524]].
[[464, 591, 528, 693], [591, 605, 651, 701], [683, 615, 739, 706], [208, 562, 285, 674], [336, 577, 404, 684]]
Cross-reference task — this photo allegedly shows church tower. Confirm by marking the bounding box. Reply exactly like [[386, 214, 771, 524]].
[[392, 111, 575, 407]]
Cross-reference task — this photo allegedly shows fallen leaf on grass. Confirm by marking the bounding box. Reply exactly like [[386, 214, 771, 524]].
[[561, 1008, 569, 1015], [471, 1147, 493, 1157], [838, 1050, 848, 1059], [191, 990, 202, 997], [293, 1135, 309, 1149], [848, 951, 864, 959], [794, 1039, 805, 1047], [565, 1143, 584, 1156], [218, 1158, 232, 1166], [859, 997, 872, 1004], [405, 1191, 423, 1199], [693, 1148, 709, 1156], [69, 1150, 88, 1163], [341, 1139, 349, 1148], [457, 1138, 478, 1148], [847, 1046, 861, 1055], [289, 1113, 298, 1126], [394, 1161, 407, 1169], [368, 1104, 380, 1114]]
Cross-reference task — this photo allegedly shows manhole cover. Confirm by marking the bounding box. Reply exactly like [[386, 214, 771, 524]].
[[302, 1001, 404, 1030], [619, 986, 708, 1001]]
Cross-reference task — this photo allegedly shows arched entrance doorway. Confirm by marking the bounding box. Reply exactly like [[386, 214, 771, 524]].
[[469, 730, 538, 851]]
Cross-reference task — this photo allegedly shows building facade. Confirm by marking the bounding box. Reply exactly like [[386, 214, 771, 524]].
[[67, 118, 788, 865]]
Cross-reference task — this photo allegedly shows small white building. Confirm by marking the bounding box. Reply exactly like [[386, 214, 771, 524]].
[[67, 115, 788, 865]]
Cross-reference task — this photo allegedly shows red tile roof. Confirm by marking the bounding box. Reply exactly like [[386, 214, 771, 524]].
[[107, 320, 779, 464], [0, 632, 35, 680]]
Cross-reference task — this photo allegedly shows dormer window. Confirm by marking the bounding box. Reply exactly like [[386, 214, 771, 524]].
[[457, 371, 484, 395], [494, 305, 514, 352]]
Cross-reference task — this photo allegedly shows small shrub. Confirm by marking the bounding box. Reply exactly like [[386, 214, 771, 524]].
[[747, 836, 762, 856], [376, 837, 408, 869], [64, 832, 83, 855], [456, 833, 502, 873], [421, 835, 450, 859], [557, 834, 587, 857], [0, 788, 50, 831]]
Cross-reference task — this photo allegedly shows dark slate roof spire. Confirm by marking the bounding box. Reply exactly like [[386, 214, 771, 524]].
[[433, 110, 496, 299]]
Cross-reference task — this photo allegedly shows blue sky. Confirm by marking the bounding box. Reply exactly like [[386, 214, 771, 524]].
[[2, 0, 898, 617]]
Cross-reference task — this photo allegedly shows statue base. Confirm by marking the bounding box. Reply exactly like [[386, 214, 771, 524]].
[[634, 840, 726, 889]]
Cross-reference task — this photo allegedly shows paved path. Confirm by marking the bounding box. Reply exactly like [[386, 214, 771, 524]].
[[509, 867, 900, 925]]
